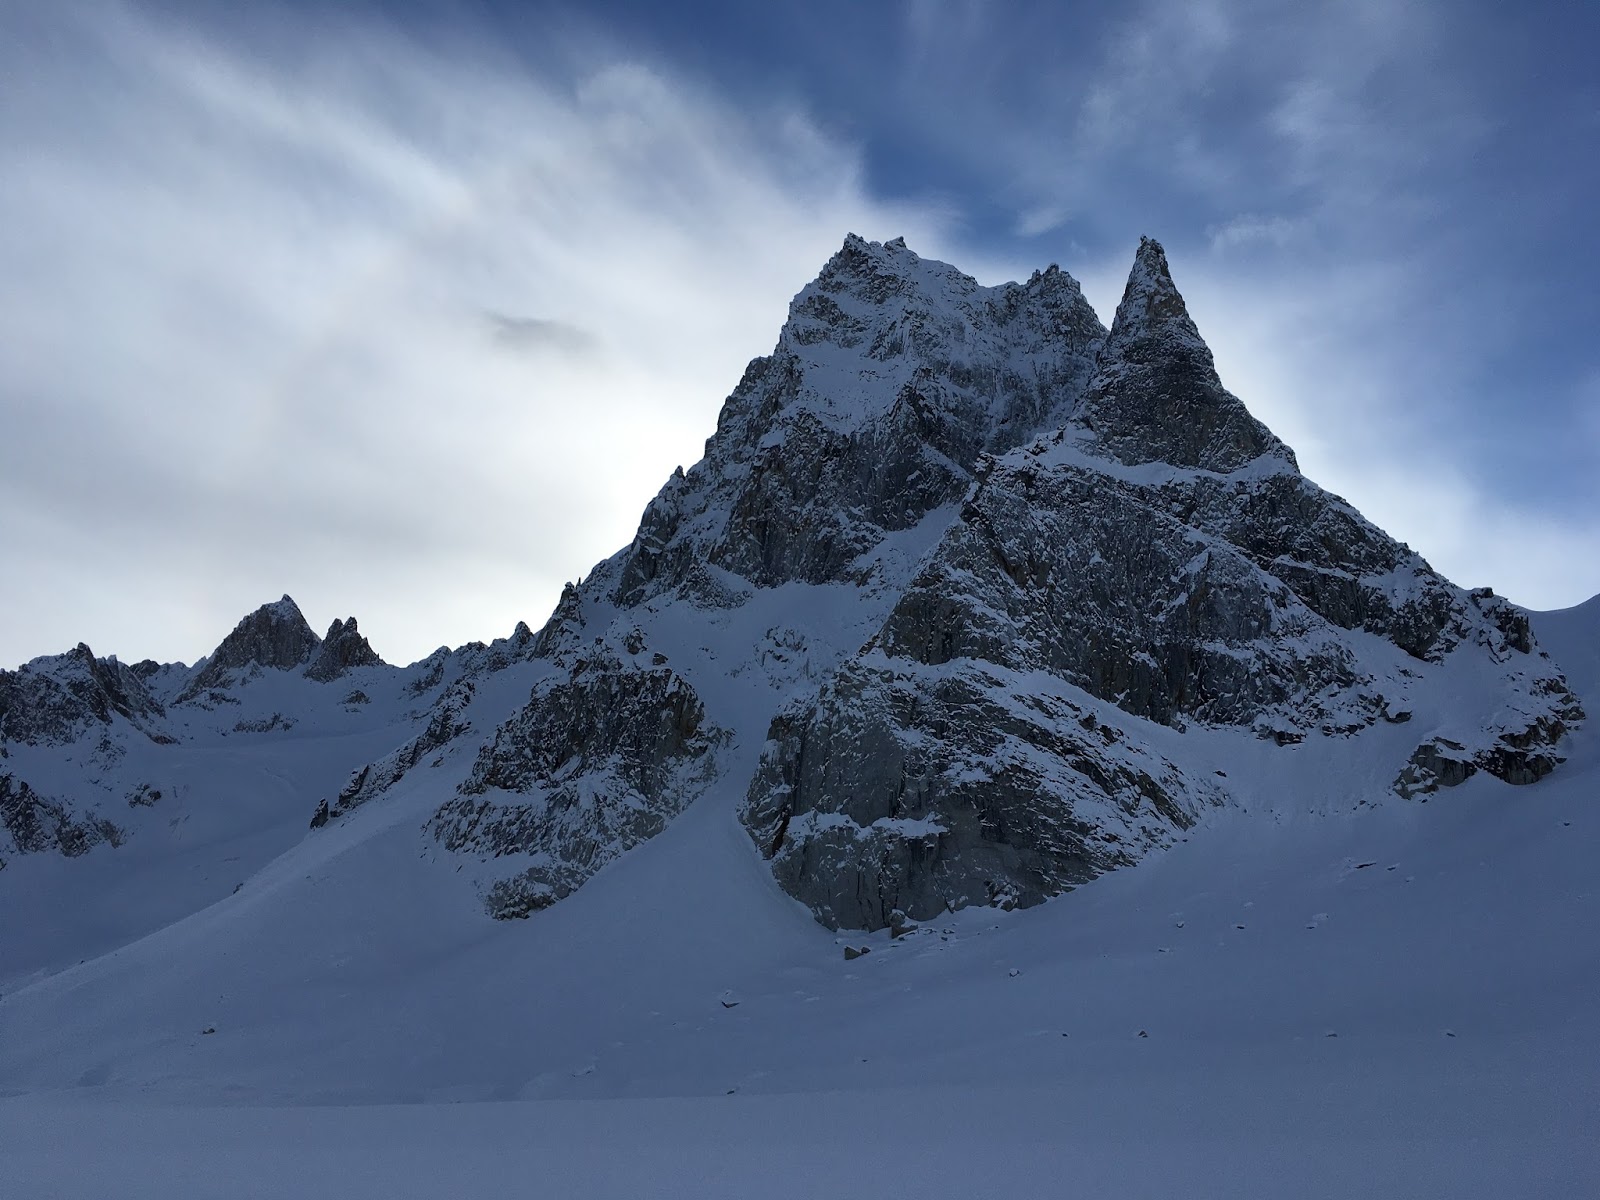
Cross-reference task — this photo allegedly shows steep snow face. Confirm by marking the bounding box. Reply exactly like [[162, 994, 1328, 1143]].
[[1534, 595, 1600, 702]]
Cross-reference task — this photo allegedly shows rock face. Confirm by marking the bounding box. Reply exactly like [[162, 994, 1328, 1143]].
[[1075, 237, 1292, 473], [613, 235, 1107, 605], [729, 237, 1582, 931], [0, 644, 167, 747], [1, 772, 123, 866], [742, 659, 1222, 930], [874, 458, 1375, 733], [426, 647, 727, 918], [306, 618, 383, 682], [179, 596, 320, 699]]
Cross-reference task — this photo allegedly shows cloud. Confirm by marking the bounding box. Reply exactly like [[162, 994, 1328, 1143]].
[[483, 314, 597, 357], [1206, 214, 1305, 253], [0, 1, 969, 667], [1, 0, 1594, 672]]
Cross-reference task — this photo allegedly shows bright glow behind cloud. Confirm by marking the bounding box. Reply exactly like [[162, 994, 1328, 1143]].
[[2, 1, 1595, 672], [0, 4, 958, 666]]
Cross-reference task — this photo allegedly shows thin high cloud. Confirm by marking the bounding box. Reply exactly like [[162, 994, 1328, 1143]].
[[0, 3, 965, 667], [896, 0, 1600, 612], [1, 1, 1594, 672]]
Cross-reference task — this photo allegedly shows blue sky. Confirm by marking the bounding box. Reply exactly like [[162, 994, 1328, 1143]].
[[1, 0, 1596, 666]]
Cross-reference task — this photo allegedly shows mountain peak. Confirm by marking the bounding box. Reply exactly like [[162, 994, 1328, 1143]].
[[1112, 236, 1195, 342], [1073, 238, 1295, 473], [179, 595, 321, 698], [305, 617, 383, 683]]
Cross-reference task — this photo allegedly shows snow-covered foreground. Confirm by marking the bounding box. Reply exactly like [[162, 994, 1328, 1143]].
[[3, 606, 1597, 1196]]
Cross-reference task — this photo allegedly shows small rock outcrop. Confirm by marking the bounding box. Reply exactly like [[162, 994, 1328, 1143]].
[[305, 618, 383, 682], [427, 647, 727, 917], [315, 680, 477, 824], [1, 772, 123, 866]]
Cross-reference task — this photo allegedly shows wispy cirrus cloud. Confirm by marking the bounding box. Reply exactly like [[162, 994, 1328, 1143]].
[[1, 0, 1595, 673], [0, 2, 973, 667], [886, 0, 1600, 611]]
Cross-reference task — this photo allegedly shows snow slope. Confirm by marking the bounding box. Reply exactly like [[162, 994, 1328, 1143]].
[[2, 648, 1596, 1194]]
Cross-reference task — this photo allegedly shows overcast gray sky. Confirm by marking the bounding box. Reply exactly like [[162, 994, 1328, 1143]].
[[3, 0, 1596, 669]]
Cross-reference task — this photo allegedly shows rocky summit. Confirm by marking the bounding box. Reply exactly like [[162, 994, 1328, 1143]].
[[0, 235, 1583, 931]]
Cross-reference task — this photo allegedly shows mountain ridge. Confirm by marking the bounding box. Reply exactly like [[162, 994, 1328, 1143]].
[[0, 236, 1584, 945]]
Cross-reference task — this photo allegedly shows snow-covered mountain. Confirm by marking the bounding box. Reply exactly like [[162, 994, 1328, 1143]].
[[1, 239, 1596, 1196], [0, 235, 1584, 943]]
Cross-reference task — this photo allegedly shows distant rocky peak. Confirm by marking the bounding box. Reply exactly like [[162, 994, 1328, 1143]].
[[306, 617, 383, 683], [180, 594, 320, 698], [1072, 237, 1296, 475]]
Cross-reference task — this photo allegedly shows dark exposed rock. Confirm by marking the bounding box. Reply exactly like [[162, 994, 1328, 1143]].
[[233, 713, 295, 734], [0, 644, 167, 747], [126, 784, 163, 808], [428, 647, 727, 915], [179, 596, 319, 700], [1, 772, 123, 865], [1395, 740, 1478, 799], [407, 650, 449, 696], [1396, 680, 1584, 797], [305, 618, 383, 682], [876, 458, 1376, 733], [1074, 237, 1292, 473], [531, 583, 586, 660], [483, 876, 558, 920], [741, 658, 1221, 931]]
